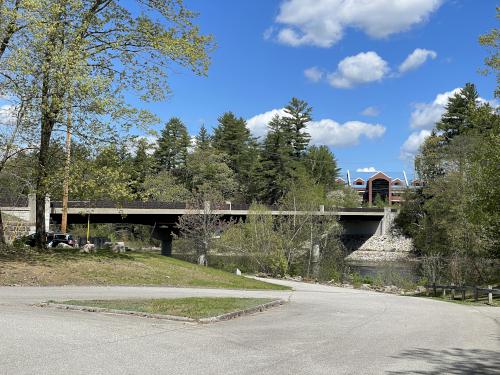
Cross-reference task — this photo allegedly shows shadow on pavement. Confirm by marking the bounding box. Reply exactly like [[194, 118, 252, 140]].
[[387, 347, 500, 374]]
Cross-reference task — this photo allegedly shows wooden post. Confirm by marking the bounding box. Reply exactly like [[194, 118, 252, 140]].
[[488, 285, 493, 304], [433, 283, 437, 297], [461, 287, 466, 301], [442, 287, 446, 298], [450, 283, 455, 300], [474, 287, 478, 302]]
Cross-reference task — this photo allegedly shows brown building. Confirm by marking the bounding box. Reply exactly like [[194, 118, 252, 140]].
[[336, 171, 417, 206]]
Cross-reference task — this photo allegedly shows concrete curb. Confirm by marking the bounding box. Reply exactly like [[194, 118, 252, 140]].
[[39, 299, 286, 324], [198, 298, 285, 323]]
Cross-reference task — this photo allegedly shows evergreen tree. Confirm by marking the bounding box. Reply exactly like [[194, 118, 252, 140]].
[[304, 145, 340, 189], [212, 112, 253, 173], [131, 138, 154, 193], [436, 83, 480, 142], [283, 97, 312, 157], [260, 115, 296, 204], [212, 112, 256, 198], [195, 125, 211, 151], [155, 117, 190, 171]]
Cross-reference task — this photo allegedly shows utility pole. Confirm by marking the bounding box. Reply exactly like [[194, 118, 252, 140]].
[[61, 103, 72, 233]]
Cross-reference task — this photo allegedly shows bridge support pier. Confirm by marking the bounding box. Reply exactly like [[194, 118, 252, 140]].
[[152, 225, 173, 257], [161, 236, 172, 257]]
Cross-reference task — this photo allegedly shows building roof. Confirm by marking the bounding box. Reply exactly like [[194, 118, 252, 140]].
[[345, 170, 410, 188]]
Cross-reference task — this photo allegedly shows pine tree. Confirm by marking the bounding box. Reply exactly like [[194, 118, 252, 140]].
[[437, 83, 480, 142], [212, 112, 256, 198], [195, 125, 211, 151], [155, 117, 190, 171], [131, 138, 154, 193], [283, 97, 312, 158], [260, 115, 296, 204]]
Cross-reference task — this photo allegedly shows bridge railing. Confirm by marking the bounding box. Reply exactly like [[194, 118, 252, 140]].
[[51, 200, 189, 209], [50, 200, 396, 213], [0, 197, 29, 208]]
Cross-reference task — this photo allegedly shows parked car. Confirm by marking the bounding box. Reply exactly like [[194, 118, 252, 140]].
[[48, 233, 76, 248], [15, 232, 76, 248]]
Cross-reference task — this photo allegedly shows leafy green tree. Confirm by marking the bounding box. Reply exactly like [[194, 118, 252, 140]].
[[277, 168, 341, 276], [466, 129, 500, 258], [1, 0, 213, 247], [69, 145, 136, 202], [479, 8, 499, 97], [327, 186, 361, 208], [216, 204, 288, 276], [283, 97, 312, 158], [398, 83, 500, 282], [304, 145, 339, 189], [155, 117, 190, 172], [186, 148, 238, 200], [415, 130, 445, 182], [177, 193, 229, 266], [139, 170, 191, 203]]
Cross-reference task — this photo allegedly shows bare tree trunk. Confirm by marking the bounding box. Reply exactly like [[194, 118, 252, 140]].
[[0, 210, 5, 247], [35, 16, 63, 249], [35, 124, 51, 248], [61, 105, 72, 233]]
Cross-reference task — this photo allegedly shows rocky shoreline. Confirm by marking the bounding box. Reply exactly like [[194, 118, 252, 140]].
[[345, 233, 415, 262]]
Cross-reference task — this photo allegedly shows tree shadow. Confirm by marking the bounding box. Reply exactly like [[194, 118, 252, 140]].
[[388, 347, 500, 374]]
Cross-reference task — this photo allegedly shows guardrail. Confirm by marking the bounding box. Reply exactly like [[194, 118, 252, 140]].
[[426, 283, 500, 304]]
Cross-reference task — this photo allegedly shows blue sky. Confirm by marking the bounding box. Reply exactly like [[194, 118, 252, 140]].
[[139, 0, 497, 178]]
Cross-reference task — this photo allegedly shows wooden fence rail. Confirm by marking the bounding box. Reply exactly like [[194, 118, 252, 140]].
[[426, 284, 500, 304]]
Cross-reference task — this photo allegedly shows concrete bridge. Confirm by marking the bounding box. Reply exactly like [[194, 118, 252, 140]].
[[1, 195, 397, 255]]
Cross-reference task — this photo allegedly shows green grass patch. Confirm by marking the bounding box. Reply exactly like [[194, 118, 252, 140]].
[[0, 249, 289, 290], [59, 297, 275, 319]]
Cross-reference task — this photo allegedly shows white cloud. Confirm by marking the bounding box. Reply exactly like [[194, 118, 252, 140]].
[[410, 88, 460, 129], [356, 167, 377, 173], [263, 27, 274, 40], [399, 48, 437, 73], [328, 51, 389, 88], [361, 106, 380, 117], [246, 108, 288, 139], [246, 108, 386, 147], [304, 66, 324, 82], [400, 129, 432, 160], [272, 0, 443, 47], [308, 119, 386, 146]]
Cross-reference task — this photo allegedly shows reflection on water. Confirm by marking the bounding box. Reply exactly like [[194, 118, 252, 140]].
[[174, 252, 422, 282]]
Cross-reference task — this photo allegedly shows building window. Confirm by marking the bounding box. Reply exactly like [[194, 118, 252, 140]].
[[371, 178, 390, 202]]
